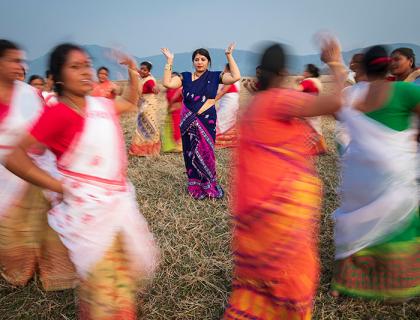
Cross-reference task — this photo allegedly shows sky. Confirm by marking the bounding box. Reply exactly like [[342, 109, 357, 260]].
[[0, 0, 419, 60]]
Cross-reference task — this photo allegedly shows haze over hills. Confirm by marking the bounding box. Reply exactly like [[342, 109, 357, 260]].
[[27, 43, 420, 79]]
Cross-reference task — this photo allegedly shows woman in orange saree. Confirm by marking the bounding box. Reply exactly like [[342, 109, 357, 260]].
[[223, 39, 346, 320]]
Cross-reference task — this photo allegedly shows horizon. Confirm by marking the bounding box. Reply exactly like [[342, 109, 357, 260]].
[[1, 0, 419, 61]]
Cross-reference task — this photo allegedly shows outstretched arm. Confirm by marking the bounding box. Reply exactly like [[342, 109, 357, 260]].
[[5, 135, 63, 193]]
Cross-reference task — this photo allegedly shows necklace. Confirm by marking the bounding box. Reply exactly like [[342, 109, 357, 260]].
[[61, 96, 85, 116], [193, 71, 205, 81]]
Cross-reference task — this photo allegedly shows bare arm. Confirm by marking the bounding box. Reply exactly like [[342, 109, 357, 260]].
[[161, 48, 182, 89], [5, 135, 63, 193], [276, 36, 347, 118], [114, 53, 139, 114], [221, 43, 241, 85]]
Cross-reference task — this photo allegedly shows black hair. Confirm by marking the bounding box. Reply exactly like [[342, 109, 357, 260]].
[[305, 63, 320, 78], [225, 63, 231, 71], [171, 71, 181, 77], [192, 48, 212, 67], [49, 43, 85, 96], [391, 47, 416, 69], [97, 66, 109, 75], [363, 45, 389, 78], [0, 39, 20, 58], [140, 61, 152, 71], [256, 65, 262, 70], [28, 74, 44, 84], [257, 43, 286, 91], [45, 70, 51, 78]]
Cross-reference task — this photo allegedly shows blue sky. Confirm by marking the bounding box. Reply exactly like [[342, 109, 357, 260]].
[[0, 0, 419, 60]]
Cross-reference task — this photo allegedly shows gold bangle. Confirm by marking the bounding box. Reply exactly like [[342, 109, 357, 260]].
[[164, 63, 172, 71]]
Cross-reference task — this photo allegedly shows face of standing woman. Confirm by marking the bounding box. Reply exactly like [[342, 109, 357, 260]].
[[390, 52, 414, 76], [97, 69, 109, 83], [193, 54, 209, 73], [0, 49, 24, 82], [61, 50, 93, 96]]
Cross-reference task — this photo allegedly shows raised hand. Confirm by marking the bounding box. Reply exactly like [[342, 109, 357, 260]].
[[110, 49, 137, 70], [161, 48, 174, 63], [225, 43, 236, 56], [317, 33, 342, 64]]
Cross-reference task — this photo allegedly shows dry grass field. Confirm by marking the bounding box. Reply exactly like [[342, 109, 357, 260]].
[[0, 78, 419, 319]]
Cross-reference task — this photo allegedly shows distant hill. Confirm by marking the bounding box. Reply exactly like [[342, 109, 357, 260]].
[[27, 43, 420, 79]]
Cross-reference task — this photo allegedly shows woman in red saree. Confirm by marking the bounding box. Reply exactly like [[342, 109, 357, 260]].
[[223, 38, 346, 320]]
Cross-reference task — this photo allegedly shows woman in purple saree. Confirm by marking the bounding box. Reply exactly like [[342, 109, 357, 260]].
[[162, 45, 240, 199]]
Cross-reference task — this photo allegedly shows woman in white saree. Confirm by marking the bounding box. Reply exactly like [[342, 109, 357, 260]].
[[332, 45, 420, 300]]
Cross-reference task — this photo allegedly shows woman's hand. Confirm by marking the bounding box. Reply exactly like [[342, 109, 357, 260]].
[[318, 34, 342, 64], [161, 48, 174, 63], [225, 43, 235, 56], [111, 49, 138, 70]]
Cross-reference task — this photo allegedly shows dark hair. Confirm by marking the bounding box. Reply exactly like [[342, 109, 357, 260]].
[[192, 48, 212, 66], [0, 39, 20, 58], [305, 63, 320, 78], [49, 43, 85, 96], [171, 71, 180, 77], [225, 63, 231, 72], [28, 74, 44, 84], [45, 70, 51, 78], [258, 43, 286, 91], [140, 61, 152, 71], [363, 45, 389, 78], [391, 47, 416, 69], [256, 65, 262, 70], [97, 66, 109, 75]]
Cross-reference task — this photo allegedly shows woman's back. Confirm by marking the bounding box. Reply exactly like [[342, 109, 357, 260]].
[[233, 88, 317, 215]]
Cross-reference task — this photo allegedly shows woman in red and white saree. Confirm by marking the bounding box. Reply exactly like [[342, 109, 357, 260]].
[[5, 44, 159, 319], [0, 40, 76, 291]]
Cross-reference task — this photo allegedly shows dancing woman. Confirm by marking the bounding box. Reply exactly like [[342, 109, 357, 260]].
[[0, 39, 76, 291], [223, 38, 346, 319], [6, 43, 159, 319], [91, 66, 119, 99], [215, 63, 241, 149], [161, 44, 240, 199], [332, 45, 420, 301], [129, 61, 161, 156]]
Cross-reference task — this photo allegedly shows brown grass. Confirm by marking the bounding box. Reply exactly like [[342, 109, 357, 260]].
[[0, 80, 419, 319]]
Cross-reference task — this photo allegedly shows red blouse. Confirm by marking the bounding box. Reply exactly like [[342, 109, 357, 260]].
[[142, 79, 156, 94], [0, 102, 10, 123], [30, 102, 84, 159]]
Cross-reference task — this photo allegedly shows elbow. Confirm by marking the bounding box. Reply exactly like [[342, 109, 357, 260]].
[[233, 74, 241, 82]]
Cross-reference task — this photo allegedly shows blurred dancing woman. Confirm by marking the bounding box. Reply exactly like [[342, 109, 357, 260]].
[[215, 63, 241, 149], [223, 38, 346, 319], [91, 66, 119, 99], [297, 63, 327, 155], [129, 61, 161, 156], [0, 39, 76, 291], [161, 44, 240, 200], [6, 43, 158, 319], [162, 72, 183, 152], [332, 45, 420, 301]]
